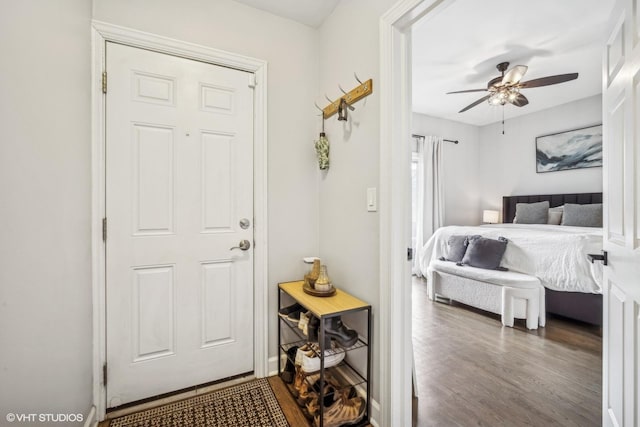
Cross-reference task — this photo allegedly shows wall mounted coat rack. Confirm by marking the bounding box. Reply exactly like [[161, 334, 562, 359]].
[[320, 73, 373, 120]]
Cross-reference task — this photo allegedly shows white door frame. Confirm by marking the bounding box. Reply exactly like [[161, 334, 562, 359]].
[[90, 21, 269, 420], [379, 1, 453, 425]]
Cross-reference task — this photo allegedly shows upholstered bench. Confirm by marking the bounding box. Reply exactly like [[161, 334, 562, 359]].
[[426, 260, 545, 330]]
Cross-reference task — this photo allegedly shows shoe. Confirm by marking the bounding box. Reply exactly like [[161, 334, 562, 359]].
[[296, 371, 324, 406], [296, 342, 345, 373], [293, 367, 320, 401], [298, 311, 311, 335], [308, 316, 333, 349], [278, 303, 304, 322], [280, 345, 299, 384], [324, 317, 358, 348], [313, 389, 365, 427], [306, 383, 339, 416]]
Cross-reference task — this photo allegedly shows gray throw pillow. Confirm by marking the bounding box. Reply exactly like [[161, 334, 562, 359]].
[[462, 236, 508, 270], [514, 201, 549, 224], [445, 235, 475, 262], [561, 203, 602, 227]]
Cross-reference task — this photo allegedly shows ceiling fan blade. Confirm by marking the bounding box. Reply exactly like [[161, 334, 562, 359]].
[[459, 94, 491, 113], [508, 93, 529, 107], [502, 65, 528, 86], [519, 73, 578, 88], [446, 89, 487, 94]]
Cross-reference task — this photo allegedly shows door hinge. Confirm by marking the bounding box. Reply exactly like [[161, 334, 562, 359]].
[[248, 73, 256, 89], [102, 71, 107, 94], [102, 217, 107, 242], [103, 363, 108, 387], [407, 247, 413, 261]]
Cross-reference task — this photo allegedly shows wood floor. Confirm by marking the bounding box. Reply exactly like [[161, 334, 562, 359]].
[[412, 277, 602, 427]]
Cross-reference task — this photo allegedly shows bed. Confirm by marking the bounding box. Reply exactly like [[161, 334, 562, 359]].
[[418, 192, 603, 326]]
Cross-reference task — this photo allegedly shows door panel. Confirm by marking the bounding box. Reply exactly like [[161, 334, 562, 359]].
[[602, 1, 640, 426], [105, 42, 254, 407]]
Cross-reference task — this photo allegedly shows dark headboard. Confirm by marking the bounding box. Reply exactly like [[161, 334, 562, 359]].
[[502, 192, 603, 223]]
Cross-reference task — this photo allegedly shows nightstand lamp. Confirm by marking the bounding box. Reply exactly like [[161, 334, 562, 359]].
[[483, 210, 499, 224]]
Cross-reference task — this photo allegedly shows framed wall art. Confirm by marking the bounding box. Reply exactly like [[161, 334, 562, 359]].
[[535, 124, 603, 173]]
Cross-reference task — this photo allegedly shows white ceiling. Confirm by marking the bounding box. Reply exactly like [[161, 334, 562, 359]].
[[412, 0, 614, 126], [231, 0, 339, 28]]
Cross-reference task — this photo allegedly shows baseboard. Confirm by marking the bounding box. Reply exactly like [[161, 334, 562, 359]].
[[84, 406, 97, 427], [369, 398, 380, 427], [268, 354, 286, 376]]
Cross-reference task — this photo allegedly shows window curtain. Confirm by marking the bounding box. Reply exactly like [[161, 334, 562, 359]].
[[413, 135, 445, 276]]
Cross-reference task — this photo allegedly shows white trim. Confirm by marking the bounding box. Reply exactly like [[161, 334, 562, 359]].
[[83, 406, 97, 427], [267, 354, 286, 377], [379, 1, 449, 425], [91, 21, 269, 420], [369, 398, 381, 427]]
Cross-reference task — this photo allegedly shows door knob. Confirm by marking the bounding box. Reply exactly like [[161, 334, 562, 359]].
[[230, 240, 251, 251]]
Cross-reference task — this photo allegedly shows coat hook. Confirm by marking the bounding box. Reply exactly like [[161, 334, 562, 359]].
[[354, 72, 363, 85], [314, 101, 324, 116], [325, 94, 338, 107], [338, 84, 351, 102]]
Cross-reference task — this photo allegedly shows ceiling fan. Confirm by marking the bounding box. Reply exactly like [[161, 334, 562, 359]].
[[447, 62, 578, 113]]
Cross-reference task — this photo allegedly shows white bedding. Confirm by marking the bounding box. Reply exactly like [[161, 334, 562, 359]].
[[417, 223, 603, 294]]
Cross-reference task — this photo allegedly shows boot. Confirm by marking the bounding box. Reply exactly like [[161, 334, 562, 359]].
[[324, 317, 358, 348], [308, 316, 333, 349], [313, 388, 365, 427], [280, 345, 298, 384]]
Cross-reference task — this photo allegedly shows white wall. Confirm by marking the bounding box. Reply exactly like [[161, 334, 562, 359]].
[[478, 95, 603, 218], [317, 0, 397, 406], [0, 0, 94, 423], [93, 0, 320, 360], [412, 114, 482, 226]]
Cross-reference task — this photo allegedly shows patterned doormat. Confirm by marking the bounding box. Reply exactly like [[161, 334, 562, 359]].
[[109, 378, 289, 427]]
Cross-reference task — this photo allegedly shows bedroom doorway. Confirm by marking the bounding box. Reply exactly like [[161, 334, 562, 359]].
[[378, 0, 622, 425]]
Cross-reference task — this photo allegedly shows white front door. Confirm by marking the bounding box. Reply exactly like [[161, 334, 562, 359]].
[[105, 42, 254, 407], [602, 1, 640, 425]]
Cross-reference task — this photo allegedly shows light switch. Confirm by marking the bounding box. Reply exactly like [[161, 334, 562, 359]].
[[367, 187, 377, 212]]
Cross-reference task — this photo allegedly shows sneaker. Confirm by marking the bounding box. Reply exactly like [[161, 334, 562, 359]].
[[296, 342, 345, 373]]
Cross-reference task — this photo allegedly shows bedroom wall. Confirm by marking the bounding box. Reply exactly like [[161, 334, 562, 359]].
[[317, 0, 397, 409], [478, 94, 603, 219], [0, 0, 94, 422], [412, 113, 482, 226], [93, 0, 320, 362]]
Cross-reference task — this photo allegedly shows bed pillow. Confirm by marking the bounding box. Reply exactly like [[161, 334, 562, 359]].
[[514, 201, 549, 224], [444, 235, 473, 262], [561, 203, 603, 227], [462, 236, 509, 270], [547, 206, 564, 225]]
